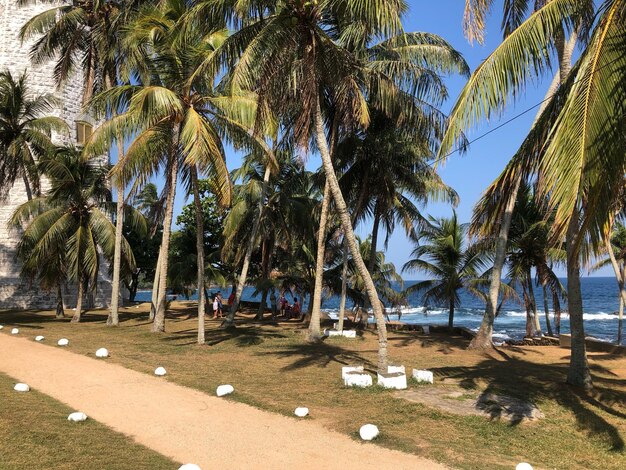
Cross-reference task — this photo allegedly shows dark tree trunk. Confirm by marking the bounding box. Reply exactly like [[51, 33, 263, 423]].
[[71, 276, 84, 323], [55, 283, 65, 319], [542, 283, 554, 336], [448, 300, 455, 331], [192, 167, 206, 344], [526, 269, 541, 336]]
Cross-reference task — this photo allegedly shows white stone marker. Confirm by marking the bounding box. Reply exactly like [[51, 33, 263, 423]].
[[422, 325, 430, 335], [154, 366, 167, 376], [216, 384, 234, 396], [323, 329, 343, 337], [341, 365, 364, 380], [377, 372, 407, 390], [35, 335, 44, 342], [179, 465, 201, 470], [14, 383, 30, 392], [342, 330, 357, 338], [412, 369, 434, 384], [11, 328, 19, 335], [294, 407, 309, 417], [95, 348, 109, 358], [67, 412, 88, 422], [57, 338, 69, 346], [344, 372, 373, 388], [515, 464, 533, 470], [387, 365, 405, 374], [359, 424, 379, 441]]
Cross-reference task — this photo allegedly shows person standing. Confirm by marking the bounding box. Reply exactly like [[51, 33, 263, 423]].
[[270, 290, 278, 320], [212, 294, 219, 319], [279, 292, 287, 317]]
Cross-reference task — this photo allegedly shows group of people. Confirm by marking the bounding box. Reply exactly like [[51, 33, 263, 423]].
[[211, 291, 235, 319], [272, 292, 301, 320]]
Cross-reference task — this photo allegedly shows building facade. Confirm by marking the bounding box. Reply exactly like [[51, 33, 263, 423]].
[[0, 0, 112, 309]]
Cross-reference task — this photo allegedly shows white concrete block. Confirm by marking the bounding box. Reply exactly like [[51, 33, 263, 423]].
[[359, 424, 379, 441], [341, 366, 364, 381], [387, 365, 405, 374], [412, 369, 434, 384], [216, 384, 234, 397], [67, 412, 88, 422], [179, 465, 201, 470], [154, 367, 167, 376], [324, 329, 343, 337], [10, 328, 18, 335], [422, 325, 430, 335], [377, 372, 407, 390], [57, 338, 69, 346], [294, 407, 309, 417], [14, 383, 30, 392], [342, 330, 357, 338], [344, 372, 373, 388], [95, 348, 109, 358], [515, 464, 533, 470], [35, 335, 44, 342]]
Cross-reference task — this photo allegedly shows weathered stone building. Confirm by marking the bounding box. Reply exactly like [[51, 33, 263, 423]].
[[0, 0, 112, 309]]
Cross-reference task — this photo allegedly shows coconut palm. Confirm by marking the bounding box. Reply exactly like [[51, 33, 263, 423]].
[[402, 213, 492, 331], [10, 147, 141, 322], [0, 70, 67, 200], [194, 0, 470, 372]]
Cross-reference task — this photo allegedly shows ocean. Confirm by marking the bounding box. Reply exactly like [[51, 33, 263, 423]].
[[134, 277, 624, 344]]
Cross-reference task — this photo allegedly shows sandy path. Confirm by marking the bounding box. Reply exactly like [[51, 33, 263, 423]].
[[0, 334, 446, 470]]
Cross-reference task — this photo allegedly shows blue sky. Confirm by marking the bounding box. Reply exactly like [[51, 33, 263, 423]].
[[119, 0, 613, 278]]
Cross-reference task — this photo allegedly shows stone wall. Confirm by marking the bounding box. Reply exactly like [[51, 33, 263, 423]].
[[0, 0, 113, 310]]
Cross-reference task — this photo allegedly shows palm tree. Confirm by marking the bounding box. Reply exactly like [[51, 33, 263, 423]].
[[19, 0, 140, 327], [0, 70, 67, 199], [402, 213, 491, 331], [10, 147, 140, 322], [197, 0, 469, 372]]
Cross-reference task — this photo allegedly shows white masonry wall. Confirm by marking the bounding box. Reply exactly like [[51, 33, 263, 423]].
[[0, 0, 113, 310]]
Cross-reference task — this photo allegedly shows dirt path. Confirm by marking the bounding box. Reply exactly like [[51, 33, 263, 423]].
[[0, 334, 446, 470]]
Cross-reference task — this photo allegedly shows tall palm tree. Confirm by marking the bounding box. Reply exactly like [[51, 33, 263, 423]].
[[0, 70, 67, 200], [10, 147, 140, 322], [402, 213, 492, 331], [197, 0, 468, 372]]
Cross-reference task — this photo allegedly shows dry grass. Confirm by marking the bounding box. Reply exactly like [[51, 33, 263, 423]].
[[1, 302, 626, 470], [0, 372, 176, 469]]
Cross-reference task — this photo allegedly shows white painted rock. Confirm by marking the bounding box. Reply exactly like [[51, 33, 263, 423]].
[[294, 407, 309, 417], [57, 338, 69, 346], [359, 424, 379, 441], [422, 325, 430, 335], [412, 369, 434, 384], [154, 367, 167, 376], [216, 384, 234, 397], [388, 365, 406, 374], [67, 412, 88, 422], [179, 465, 201, 470], [323, 329, 342, 337], [95, 348, 109, 358], [35, 335, 44, 342], [377, 372, 407, 390], [344, 372, 373, 388], [342, 330, 357, 338], [341, 365, 364, 380], [14, 383, 30, 392], [515, 464, 533, 470], [11, 328, 19, 335], [0, 325, 3, 329]]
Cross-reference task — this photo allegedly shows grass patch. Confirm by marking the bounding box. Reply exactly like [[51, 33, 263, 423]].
[[0, 373, 176, 469], [1, 302, 625, 470]]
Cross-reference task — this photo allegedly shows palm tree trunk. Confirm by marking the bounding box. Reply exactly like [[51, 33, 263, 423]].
[[604, 237, 626, 344], [338, 240, 349, 332], [191, 167, 206, 344], [56, 283, 65, 318], [22, 175, 33, 201], [553, 288, 562, 336], [368, 203, 381, 274], [152, 125, 180, 333], [542, 283, 554, 336], [620, 265, 625, 345], [469, 175, 521, 349], [565, 213, 592, 389], [526, 269, 541, 336], [150, 246, 162, 321], [448, 300, 455, 331], [313, 98, 388, 373], [108, 181, 124, 326], [308, 180, 331, 341], [223, 164, 271, 328], [257, 289, 268, 320], [71, 276, 84, 323], [522, 283, 533, 337]]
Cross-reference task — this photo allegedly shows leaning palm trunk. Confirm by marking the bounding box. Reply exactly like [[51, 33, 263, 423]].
[[153, 126, 181, 333], [108, 181, 124, 326], [56, 283, 65, 318], [191, 167, 206, 344], [526, 270, 541, 336], [150, 246, 162, 321], [308, 180, 331, 341], [542, 283, 554, 336], [553, 288, 562, 336], [337, 240, 349, 332], [224, 165, 272, 327], [313, 98, 388, 373], [605, 238, 626, 344], [565, 213, 592, 389], [71, 276, 84, 323]]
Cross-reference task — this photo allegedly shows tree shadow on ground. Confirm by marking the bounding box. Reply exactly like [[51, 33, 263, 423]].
[[159, 325, 288, 347], [432, 348, 626, 451]]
